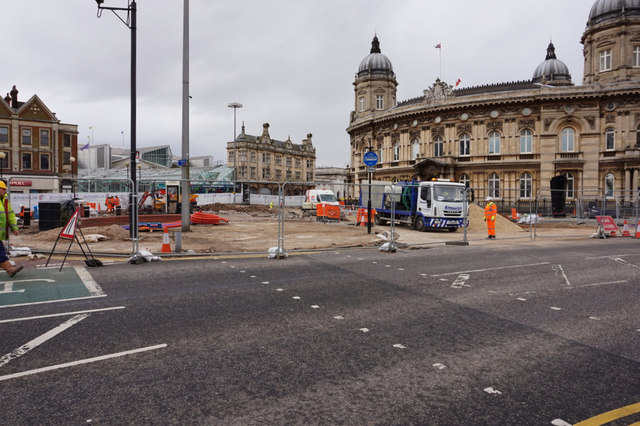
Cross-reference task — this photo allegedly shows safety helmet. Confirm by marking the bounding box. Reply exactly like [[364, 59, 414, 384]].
[[0, 181, 6, 189], [485, 196, 492, 202]]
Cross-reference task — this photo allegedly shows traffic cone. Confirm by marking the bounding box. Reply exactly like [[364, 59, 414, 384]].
[[622, 220, 631, 237], [161, 227, 172, 253], [635, 221, 640, 238]]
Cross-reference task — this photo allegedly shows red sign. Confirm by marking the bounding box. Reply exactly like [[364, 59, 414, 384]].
[[596, 216, 620, 233], [60, 208, 79, 240], [11, 180, 32, 187]]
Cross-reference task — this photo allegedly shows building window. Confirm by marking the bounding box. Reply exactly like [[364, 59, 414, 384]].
[[22, 153, 32, 170], [295, 172, 301, 181], [40, 129, 50, 147], [600, 49, 612, 72], [262, 168, 270, 179], [286, 157, 292, 168], [566, 173, 574, 199], [392, 142, 399, 161], [22, 128, 32, 145], [561, 127, 575, 152], [459, 134, 470, 156], [433, 136, 444, 157], [488, 173, 500, 198], [250, 152, 257, 163], [239, 166, 247, 179], [306, 159, 313, 168], [0, 127, 8, 143], [275, 170, 282, 181], [637, 124, 640, 146], [0, 152, 8, 169], [520, 129, 532, 153], [63, 134, 71, 147], [411, 139, 420, 160], [634, 46, 640, 68], [262, 153, 270, 163], [458, 173, 470, 188], [377, 143, 384, 164], [40, 153, 50, 170], [605, 128, 615, 150], [605, 173, 615, 197], [376, 95, 384, 110], [488, 131, 500, 154], [275, 155, 282, 166], [359, 97, 365, 111], [295, 158, 301, 168], [519, 173, 532, 198]]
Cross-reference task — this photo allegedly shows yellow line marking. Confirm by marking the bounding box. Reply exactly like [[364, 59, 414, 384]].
[[575, 401, 640, 425]]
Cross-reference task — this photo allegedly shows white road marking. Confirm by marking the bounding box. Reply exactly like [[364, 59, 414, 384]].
[[517, 297, 527, 301], [250, 275, 256, 278], [359, 328, 369, 333], [261, 281, 270, 285], [432, 363, 446, 370], [451, 274, 470, 289], [551, 307, 562, 311], [0, 294, 107, 309], [430, 262, 550, 277], [589, 316, 600, 320], [311, 305, 320, 309], [0, 278, 56, 295], [551, 419, 572, 426], [483, 387, 502, 395], [393, 344, 406, 349], [292, 296, 301, 300], [276, 288, 284, 292], [0, 314, 89, 368], [0, 344, 167, 382], [552, 264, 571, 287], [398, 268, 405, 271], [333, 316, 344, 320], [0, 306, 125, 324], [75, 266, 104, 296]]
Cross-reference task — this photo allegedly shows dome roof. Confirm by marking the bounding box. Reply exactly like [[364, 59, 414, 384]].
[[357, 36, 394, 79], [588, 0, 640, 26], [532, 43, 573, 86]]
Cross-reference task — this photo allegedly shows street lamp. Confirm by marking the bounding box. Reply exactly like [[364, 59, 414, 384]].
[[0, 152, 6, 179], [70, 156, 76, 199], [228, 102, 242, 194], [95, 0, 138, 244]]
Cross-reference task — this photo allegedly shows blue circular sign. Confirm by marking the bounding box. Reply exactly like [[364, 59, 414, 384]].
[[363, 151, 378, 166]]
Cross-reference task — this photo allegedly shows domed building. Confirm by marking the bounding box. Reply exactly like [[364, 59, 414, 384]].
[[347, 0, 640, 213]]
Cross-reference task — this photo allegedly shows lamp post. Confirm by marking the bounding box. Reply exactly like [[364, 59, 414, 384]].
[[0, 152, 5, 180], [228, 102, 242, 195], [70, 156, 76, 199], [95, 0, 138, 244], [137, 164, 142, 188]]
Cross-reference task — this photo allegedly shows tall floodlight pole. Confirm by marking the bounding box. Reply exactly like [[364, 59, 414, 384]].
[[95, 0, 138, 251], [228, 102, 242, 198], [181, 0, 190, 232]]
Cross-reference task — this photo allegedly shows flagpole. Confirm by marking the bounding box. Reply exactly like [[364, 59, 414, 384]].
[[439, 47, 442, 80]]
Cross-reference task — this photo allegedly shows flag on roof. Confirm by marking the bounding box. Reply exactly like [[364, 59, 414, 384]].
[[455, 78, 462, 87], [80, 143, 89, 151], [434, 43, 441, 49]]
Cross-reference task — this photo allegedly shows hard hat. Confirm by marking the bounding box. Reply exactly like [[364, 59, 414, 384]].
[[485, 196, 492, 202], [0, 181, 6, 189]]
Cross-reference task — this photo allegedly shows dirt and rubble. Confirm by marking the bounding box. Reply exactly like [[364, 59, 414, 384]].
[[11, 203, 593, 255]]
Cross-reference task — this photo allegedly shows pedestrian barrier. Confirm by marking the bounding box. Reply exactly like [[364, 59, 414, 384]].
[[636, 221, 640, 238], [161, 227, 172, 253]]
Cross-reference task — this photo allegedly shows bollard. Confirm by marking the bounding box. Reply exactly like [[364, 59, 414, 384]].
[[83, 205, 90, 218], [174, 231, 182, 252], [115, 205, 121, 216], [23, 207, 31, 227]]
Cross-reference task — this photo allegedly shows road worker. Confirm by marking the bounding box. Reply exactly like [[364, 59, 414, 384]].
[[484, 196, 497, 239], [0, 181, 22, 277]]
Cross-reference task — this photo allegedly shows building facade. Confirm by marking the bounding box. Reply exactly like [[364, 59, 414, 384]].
[[347, 0, 640, 205], [0, 85, 78, 193], [227, 123, 316, 195]]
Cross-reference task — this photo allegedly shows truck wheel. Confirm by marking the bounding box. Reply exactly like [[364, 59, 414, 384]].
[[448, 227, 458, 232], [374, 215, 387, 226], [414, 217, 426, 232]]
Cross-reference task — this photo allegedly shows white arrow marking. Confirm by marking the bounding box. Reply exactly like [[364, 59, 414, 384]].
[[483, 387, 502, 395], [432, 363, 446, 370]]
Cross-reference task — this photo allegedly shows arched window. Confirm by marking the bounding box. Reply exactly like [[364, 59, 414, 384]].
[[606, 128, 615, 151], [605, 173, 615, 198], [566, 173, 574, 199], [488, 173, 500, 198], [488, 131, 501, 154], [458, 174, 470, 188], [561, 127, 575, 152], [519, 172, 532, 198], [433, 136, 444, 157], [377, 143, 384, 164], [459, 134, 470, 156], [411, 139, 420, 160], [392, 142, 400, 162], [520, 129, 532, 153]]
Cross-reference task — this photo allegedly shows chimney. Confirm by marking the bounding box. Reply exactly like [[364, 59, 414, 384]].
[[10, 85, 18, 106], [3, 93, 10, 107]]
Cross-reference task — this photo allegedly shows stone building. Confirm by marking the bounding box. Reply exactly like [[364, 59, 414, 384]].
[[347, 0, 640, 205], [227, 123, 316, 195], [0, 85, 78, 193]]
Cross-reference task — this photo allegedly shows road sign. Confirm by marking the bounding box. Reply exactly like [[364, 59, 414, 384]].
[[363, 151, 378, 166], [177, 159, 187, 166], [366, 166, 376, 173]]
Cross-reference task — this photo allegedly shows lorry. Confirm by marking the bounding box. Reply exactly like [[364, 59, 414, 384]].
[[302, 189, 340, 211], [363, 179, 466, 232]]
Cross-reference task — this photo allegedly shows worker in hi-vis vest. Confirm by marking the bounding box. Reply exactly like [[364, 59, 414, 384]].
[[0, 181, 22, 276], [484, 197, 498, 239]]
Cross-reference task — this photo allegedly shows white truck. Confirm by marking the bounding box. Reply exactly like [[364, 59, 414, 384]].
[[363, 179, 466, 232], [302, 189, 339, 211]]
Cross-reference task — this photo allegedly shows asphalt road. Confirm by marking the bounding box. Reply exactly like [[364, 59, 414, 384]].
[[1, 239, 640, 425]]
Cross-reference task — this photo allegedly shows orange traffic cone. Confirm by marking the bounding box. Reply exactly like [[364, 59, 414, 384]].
[[635, 221, 640, 238], [622, 220, 631, 237], [360, 209, 368, 227], [161, 227, 172, 253]]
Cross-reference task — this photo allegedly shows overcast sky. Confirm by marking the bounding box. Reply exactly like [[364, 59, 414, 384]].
[[5, 0, 591, 168]]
